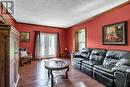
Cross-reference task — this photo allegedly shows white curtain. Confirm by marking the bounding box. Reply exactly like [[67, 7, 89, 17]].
[[40, 33, 57, 58], [78, 30, 85, 51], [75, 29, 85, 51]]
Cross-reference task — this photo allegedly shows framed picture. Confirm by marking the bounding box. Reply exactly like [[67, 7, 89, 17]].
[[20, 32, 30, 42], [102, 21, 127, 45]]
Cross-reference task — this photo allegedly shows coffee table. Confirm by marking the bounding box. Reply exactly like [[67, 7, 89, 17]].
[[44, 58, 69, 86]]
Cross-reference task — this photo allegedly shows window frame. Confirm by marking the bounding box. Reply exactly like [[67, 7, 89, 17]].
[[74, 29, 86, 51]]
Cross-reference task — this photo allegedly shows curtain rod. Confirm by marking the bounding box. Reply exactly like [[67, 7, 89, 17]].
[[33, 31, 59, 34], [33, 31, 39, 32]]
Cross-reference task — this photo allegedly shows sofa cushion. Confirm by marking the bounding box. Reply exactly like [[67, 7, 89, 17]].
[[103, 58, 118, 69], [105, 50, 130, 59], [91, 48, 107, 56], [80, 48, 93, 59], [73, 48, 93, 59], [82, 60, 100, 66], [103, 50, 130, 68], [80, 53, 89, 58], [112, 65, 130, 73], [80, 48, 93, 53], [93, 67, 114, 79], [89, 48, 107, 63], [90, 55, 104, 63], [73, 58, 85, 63], [93, 65, 114, 79], [94, 65, 113, 74], [73, 52, 82, 58], [116, 58, 130, 66]]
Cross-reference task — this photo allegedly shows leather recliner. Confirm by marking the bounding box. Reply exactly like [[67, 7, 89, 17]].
[[81, 48, 107, 76], [93, 50, 130, 87], [113, 58, 130, 87], [72, 48, 93, 70]]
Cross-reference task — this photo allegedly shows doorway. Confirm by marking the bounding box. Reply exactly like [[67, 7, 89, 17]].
[[40, 33, 57, 58]]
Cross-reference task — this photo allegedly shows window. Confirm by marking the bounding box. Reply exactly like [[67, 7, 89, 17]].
[[40, 33, 57, 58], [75, 29, 85, 51]]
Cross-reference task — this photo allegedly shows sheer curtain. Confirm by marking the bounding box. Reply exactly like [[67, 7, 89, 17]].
[[75, 29, 85, 51], [33, 31, 41, 60], [78, 30, 85, 51], [33, 32, 60, 59], [40, 33, 59, 58]]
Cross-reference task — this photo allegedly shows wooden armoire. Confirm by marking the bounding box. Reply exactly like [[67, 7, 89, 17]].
[[0, 24, 20, 87]]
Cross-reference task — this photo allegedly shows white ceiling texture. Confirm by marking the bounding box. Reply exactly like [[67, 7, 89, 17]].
[[12, 0, 129, 28]]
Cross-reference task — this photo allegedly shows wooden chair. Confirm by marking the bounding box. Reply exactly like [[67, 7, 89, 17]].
[[62, 48, 70, 58], [19, 48, 32, 66]]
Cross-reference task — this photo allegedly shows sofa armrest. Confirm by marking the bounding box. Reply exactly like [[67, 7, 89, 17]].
[[112, 66, 130, 73], [113, 66, 130, 87], [27, 53, 32, 56], [71, 52, 81, 58]]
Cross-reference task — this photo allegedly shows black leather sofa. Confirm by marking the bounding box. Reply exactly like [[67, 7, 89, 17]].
[[72, 48, 130, 87]]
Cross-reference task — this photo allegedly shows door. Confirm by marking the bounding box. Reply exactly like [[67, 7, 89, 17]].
[[40, 33, 57, 58]]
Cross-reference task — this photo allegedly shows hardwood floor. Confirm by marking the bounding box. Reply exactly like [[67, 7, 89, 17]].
[[18, 58, 105, 87]]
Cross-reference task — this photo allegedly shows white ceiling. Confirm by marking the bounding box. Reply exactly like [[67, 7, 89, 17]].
[[12, 0, 129, 28]]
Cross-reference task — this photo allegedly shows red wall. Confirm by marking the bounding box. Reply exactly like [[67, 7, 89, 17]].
[[66, 4, 130, 53], [15, 23, 67, 54]]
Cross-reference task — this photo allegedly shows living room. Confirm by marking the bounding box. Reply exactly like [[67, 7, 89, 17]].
[[0, 0, 130, 87]]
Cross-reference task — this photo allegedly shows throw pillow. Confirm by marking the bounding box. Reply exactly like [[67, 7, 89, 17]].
[[20, 51, 28, 57]]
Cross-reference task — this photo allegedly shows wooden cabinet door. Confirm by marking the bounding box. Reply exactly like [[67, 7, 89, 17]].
[[14, 38, 19, 83], [0, 37, 6, 87], [10, 36, 19, 87], [10, 37, 15, 87]]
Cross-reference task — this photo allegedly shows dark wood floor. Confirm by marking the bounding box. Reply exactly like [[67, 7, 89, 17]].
[[18, 58, 105, 87]]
